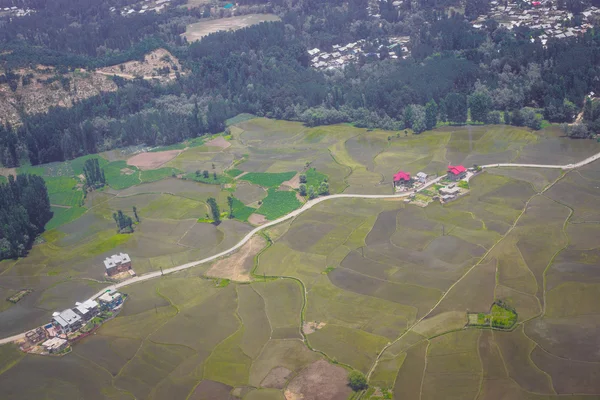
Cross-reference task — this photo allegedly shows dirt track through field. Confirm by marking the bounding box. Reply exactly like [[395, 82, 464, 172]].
[[2, 151, 600, 346]]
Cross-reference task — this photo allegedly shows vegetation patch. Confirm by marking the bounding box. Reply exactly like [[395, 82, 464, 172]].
[[183, 170, 232, 185], [226, 168, 244, 178], [239, 171, 296, 188], [255, 189, 302, 220], [467, 301, 517, 330], [45, 176, 84, 207], [230, 197, 256, 222], [140, 167, 182, 183], [304, 167, 328, 188], [103, 161, 141, 189]]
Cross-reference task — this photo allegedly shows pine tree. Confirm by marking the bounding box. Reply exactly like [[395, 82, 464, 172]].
[[133, 206, 139, 222], [425, 100, 438, 130], [227, 195, 234, 218], [207, 197, 221, 224]]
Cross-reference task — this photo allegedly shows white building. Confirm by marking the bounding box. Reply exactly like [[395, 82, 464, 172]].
[[52, 309, 83, 333]]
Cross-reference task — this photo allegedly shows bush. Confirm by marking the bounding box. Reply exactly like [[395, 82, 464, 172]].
[[348, 371, 368, 391]]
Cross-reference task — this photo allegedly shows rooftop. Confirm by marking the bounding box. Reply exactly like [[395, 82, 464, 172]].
[[104, 253, 131, 270], [52, 308, 82, 327], [448, 165, 466, 175], [393, 171, 411, 181], [99, 290, 122, 303]]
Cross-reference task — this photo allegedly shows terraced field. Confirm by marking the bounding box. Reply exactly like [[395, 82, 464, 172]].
[[1, 118, 600, 399]]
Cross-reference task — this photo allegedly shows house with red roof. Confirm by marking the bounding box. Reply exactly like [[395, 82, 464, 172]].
[[447, 165, 466, 181], [393, 171, 412, 187]]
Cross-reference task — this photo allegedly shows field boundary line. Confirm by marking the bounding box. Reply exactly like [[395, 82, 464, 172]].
[[2, 154, 600, 345]]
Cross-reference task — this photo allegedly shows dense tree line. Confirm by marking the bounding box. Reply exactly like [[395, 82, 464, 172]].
[[3, 1, 600, 166], [83, 158, 105, 188], [0, 174, 52, 260]]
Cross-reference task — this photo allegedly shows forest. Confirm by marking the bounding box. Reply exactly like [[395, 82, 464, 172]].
[[0, 175, 52, 260], [1, 0, 600, 166]]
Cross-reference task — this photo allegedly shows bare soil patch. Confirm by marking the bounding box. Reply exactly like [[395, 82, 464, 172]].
[[0, 66, 117, 125], [127, 149, 182, 170], [281, 173, 300, 189], [206, 235, 266, 282], [205, 136, 231, 149], [182, 14, 281, 42], [302, 321, 326, 335], [248, 213, 268, 226], [0, 167, 16, 177], [96, 49, 183, 83], [284, 360, 352, 400], [260, 366, 292, 389], [120, 167, 136, 175]]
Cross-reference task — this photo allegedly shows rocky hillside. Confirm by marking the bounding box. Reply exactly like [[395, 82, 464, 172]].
[[0, 66, 117, 125], [95, 48, 183, 83]]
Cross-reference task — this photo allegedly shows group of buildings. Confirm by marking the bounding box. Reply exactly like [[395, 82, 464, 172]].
[[394, 165, 468, 202], [0, 6, 34, 17], [19, 287, 125, 356], [18, 254, 132, 356], [19, 289, 124, 355], [115, 0, 171, 16], [308, 37, 410, 71], [471, 1, 600, 45]]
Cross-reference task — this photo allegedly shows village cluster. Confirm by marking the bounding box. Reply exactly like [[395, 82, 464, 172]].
[[393, 164, 476, 205], [15, 253, 133, 356], [471, 0, 600, 45], [0, 6, 34, 17], [308, 37, 410, 70], [114, 0, 171, 16]]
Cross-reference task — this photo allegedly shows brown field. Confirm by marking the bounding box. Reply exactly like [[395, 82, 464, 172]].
[[284, 360, 352, 400], [182, 14, 281, 42], [206, 235, 266, 281], [205, 136, 231, 149], [127, 149, 182, 170], [248, 213, 268, 225], [281, 173, 300, 189]]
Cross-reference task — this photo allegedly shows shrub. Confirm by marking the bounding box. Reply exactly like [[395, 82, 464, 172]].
[[348, 371, 368, 391]]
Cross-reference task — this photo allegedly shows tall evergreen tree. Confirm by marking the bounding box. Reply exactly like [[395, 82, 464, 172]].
[[0, 174, 52, 260], [425, 100, 438, 130], [207, 197, 221, 224]]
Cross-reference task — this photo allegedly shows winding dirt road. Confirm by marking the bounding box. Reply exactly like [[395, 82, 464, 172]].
[[1, 151, 599, 345]]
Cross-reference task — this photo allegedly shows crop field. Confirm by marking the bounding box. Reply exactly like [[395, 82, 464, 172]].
[[2, 118, 600, 399], [239, 171, 296, 188], [255, 189, 302, 220]]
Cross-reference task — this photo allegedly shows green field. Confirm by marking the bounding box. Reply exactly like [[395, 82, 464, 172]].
[[239, 171, 296, 188], [225, 168, 244, 178], [2, 118, 600, 399], [103, 160, 141, 189], [46, 206, 87, 230], [230, 197, 256, 222], [255, 189, 302, 220], [140, 167, 182, 183], [45, 176, 84, 207]]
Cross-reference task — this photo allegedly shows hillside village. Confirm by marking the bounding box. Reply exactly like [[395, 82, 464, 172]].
[[309, 37, 410, 70], [471, 0, 600, 44]]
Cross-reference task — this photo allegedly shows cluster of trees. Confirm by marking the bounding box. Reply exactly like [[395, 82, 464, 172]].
[[0, 174, 52, 260], [207, 197, 220, 224], [298, 173, 329, 199], [113, 209, 135, 233], [3, 1, 600, 167], [83, 158, 106, 189]]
